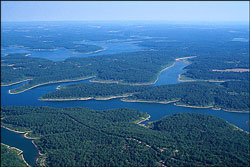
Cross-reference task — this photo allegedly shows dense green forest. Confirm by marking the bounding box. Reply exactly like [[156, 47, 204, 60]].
[[128, 81, 250, 111], [40, 81, 249, 112], [1, 143, 27, 167], [181, 54, 249, 82], [2, 51, 174, 93], [1, 106, 249, 167]]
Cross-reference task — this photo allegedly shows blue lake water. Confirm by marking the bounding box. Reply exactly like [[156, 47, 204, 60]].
[[1, 39, 146, 61], [1, 60, 249, 166]]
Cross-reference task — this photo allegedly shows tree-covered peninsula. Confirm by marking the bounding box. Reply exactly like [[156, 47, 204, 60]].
[[40, 81, 249, 112], [2, 51, 174, 93], [1, 106, 249, 167]]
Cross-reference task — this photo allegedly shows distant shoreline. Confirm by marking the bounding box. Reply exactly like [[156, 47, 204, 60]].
[[72, 48, 106, 54], [121, 98, 178, 104], [8, 76, 95, 94]]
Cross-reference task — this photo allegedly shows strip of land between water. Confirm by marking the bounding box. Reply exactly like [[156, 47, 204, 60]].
[[1, 79, 32, 86], [8, 76, 95, 94], [39, 94, 133, 101]]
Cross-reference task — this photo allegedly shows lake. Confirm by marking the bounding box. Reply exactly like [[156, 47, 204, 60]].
[[1, 39, 147, 61], [1, 59, 249, 166]]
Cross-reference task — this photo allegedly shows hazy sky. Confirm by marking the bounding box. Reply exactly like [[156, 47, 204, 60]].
[[1, 1, 249, 22]]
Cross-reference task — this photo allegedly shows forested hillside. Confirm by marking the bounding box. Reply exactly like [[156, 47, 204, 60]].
[[1, 106, 249, 167]]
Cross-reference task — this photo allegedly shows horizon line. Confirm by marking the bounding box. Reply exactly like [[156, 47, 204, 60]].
[[2, 20, 249, 24]]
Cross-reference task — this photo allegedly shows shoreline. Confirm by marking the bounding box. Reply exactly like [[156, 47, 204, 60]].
[[72, 48, 106, 54], [90, 79, 119, 84], [1, 79, 32, 87], [1, 143, 31, 167], [8, 76, 95, 94], [2, 126, 40, 140], [121, 98, 179, 104], [32, 140, 47, 166], [121, 98, 249, 113], [174, 103, 249, 113], [178, 74, 227, 83], [39, 94, 133, 101]]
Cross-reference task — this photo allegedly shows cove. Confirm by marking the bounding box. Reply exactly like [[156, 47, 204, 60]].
[[1, 60, 249, 166], [1, 127, 39, 167]]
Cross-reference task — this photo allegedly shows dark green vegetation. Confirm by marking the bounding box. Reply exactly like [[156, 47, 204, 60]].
[[128, 81, 250, 111], [1, 143, 27, 167], [40, 81, 249, 112], [2, 51, 174, 93], [181, 54, 249, 81], [1, 106, 249, 167]]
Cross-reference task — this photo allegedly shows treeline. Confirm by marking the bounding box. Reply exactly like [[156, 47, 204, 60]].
[[2, 51, 174, 93], [1, 143, 27, 167], [40, 81, 249, 112], [1, 106, 249, 166]]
